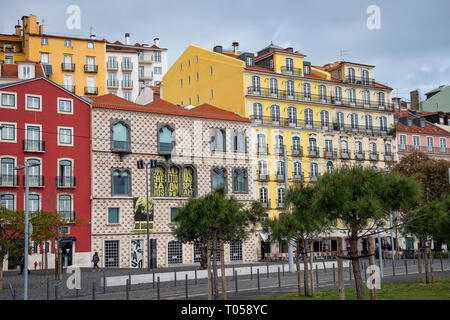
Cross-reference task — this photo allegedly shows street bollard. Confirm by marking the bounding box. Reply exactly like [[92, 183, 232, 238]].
[[76, 288, 79, 297], [55, 285, 58, 300], [267, 262, 269, 278], [157, 277, 160, 300], [103, 273, 106, 294], [185, 274, 189, 299], [126, 279, 129, 300], [278, 267, 281, 288], [128, 273, 132, 291], [232, 265, 235, 280], [174, 269, 177, 287], [315, 264, 319, 288], [47, 277, 50, 300], [392, 261, 395, 276], [152, 271, 155, 288], [333, 263, 336, 284], [257, 269, 260, 291], [92, 282, 95, 300], [322, 260, 326, 272], [440, 253, 444, 272], [250, 265, 253, 280], [211, 271, 215, 299], [235, 271, 238, 293], [195, 268, 197, 285]]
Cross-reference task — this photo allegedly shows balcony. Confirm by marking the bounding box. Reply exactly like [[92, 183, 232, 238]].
[[280, 66, 302, 76], [112, 140, 131, 153], [61, 63, 75, 71], [344, 76, 375, 86], [384, 153, 393, 161], [273, 147, 284, 156], [23, 140, 45, 152], [246, 87, 393, 111], [260, 199, 270, 209], [276, 200, 285, 209], [121, 62, 133, 71], [107, 80, 119, 88], [257, 143, 268, 155], [64, 85, 76, 93], [24, 175, 44, 187], [340, 150, 350, 159], [293, 174, 303, 182], [84, 64, 98, 73], [308, 147, 319, 158], [291, 146, 303, 157], [0, 175, 19, 187], [400, 145, 450, 155], [324, 148, 338, 159], [332, 123, 393, 137], [58, 211, 76, 222], [355, 152, 365, 160], [56, 176, 76, 188], [106, 61, 118, 70], [84, 87, 98, 95], [122, 80, 133, 89], [309, 175, 318, 182], [257, 171, 269, 181], [275, 173, 285, 181], [369, 152, 379, 161]]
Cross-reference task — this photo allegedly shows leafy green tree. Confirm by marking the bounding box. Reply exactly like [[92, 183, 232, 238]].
[[311, 166, 421, 300]]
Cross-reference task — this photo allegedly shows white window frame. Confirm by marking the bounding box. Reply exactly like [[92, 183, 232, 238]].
[[25, 94, 42, 112], [0, 91, 17, 109], [57, 127, 74, 146], [0, 122, 17, 143], [64, 39, 72, 47], [87, 41, 94, 49], [57, 97, 74, 114], [399, 134, 407, 149], [0, 192, 16, 211], [40, 52, 50, 64]]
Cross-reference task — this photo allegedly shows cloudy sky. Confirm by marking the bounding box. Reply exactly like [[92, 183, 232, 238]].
[[2, 0, 449, 100]]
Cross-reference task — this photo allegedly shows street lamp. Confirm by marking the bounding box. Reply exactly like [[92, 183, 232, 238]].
[[15, 159, 40, 300], [137, 159, 157, 271]]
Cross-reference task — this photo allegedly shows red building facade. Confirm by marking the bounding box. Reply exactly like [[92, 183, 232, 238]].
[[0, 77, 91, 269]]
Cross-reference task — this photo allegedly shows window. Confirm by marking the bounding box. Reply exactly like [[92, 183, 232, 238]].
[[252, 76, 261, 93], [286, 80, 295, 97], [233, 169, 247, 193], [335, 86, 342, 102], [320, 110, 330, 128], [1, 157, 15, 186], [58, 98, 73, 114], [230, 242, 243, 261], [1, 92, 16, 108], [399, 135, 407, 149], [21, 66, 32, 79], [108, 208, 119, 224], [276, 161, 285, 176], [270, 105, 281, 122], [369, 142, 377, 154], [104, 240, 119, 267], [64, 39, 72, 47], [292, 136, 301, 150], [258, 160, 268, 176], [413, 136, 420, 149], [58, 127, 73, 146], [211, 89, 214, 99], [362, 70, 370, 85], [196, 72, 199, 81], [1, 123, 15, 142], [385, 143, 392, 155], [285, 57, 294, 71], [112, 169, 130, 195], [341, 140, 348, 153], [58, 194, 72, 219], [349, 89, 356, 104], [319, 85, 327, 101], [302, 82, 311, 99], [154, 51, 161, 62], [351, 113, 359, 129], [180, 79, 183, 88], [309, 136, 317, 152], [40, 53, 49, 64], [269, 78, 278, 95], [154, 67, 161, 74], [275, 135, 284, 150], [246, 56, 253, 66], [259, 187, 268, 203], [210, 66, 213, 75], [168, 241, 183, 264], [210, 128, 225, 151], [440, 138, 447, 152], [41, 37, 48, 45], [170, 208, 179, 222], [58, 160, 72, 186], [347, 68, 355, 83], [326, 161, 334, 173], [426, 137, 434, 151], [5, 56, 13, 64], [252, 103, 263, 120], [365, 115, 373, 130], [158, 126, 173, 153], [0, 194, 14, 210], [287, 106, 297, 124], [87, 41, 94, 49], [336, 112, 344, 128], [305, 108, 314, 127], [25, 95, 41, 110], [124, 92, 131, 101], [277, 187, 285, 207], [310, 162, 318, 178], [378, 92, 385, 107], [111, 121, 130, 151], [380, 116, 387, 131], [293, 161, 302, 176], [363, 91, 370, 105], [212, 168, 226, 191], [355, 141, 363, 154], [325, 139, 333, 152], [25, 126, 41, 151], [303, 64, 310, 74], [233, 130, 246, 153], [29, 194, 40, 212], [138, 66, 144, 77]]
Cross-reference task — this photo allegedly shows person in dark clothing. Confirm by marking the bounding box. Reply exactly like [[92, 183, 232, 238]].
[[92, 252, 100, 272], [18, 255, 30, 275]]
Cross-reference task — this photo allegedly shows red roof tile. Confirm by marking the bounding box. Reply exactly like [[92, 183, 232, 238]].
[[255, 48, 306, 62], [396, 113, 450, 136]]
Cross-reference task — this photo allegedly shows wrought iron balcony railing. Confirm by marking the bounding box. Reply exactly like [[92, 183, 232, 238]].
[[23, 140, 45, 152], [0, 175, 19, 187], [56, 176, 76, 188]]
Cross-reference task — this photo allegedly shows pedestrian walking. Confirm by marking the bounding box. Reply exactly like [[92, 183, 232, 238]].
[[18, 255, 30, 275], [92, 252, 100, 272]]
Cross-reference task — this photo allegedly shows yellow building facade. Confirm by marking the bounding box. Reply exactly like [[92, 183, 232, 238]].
[[18, 15, 106, 96], [163, 43, 395, 222], [0, 33, 25, 63]]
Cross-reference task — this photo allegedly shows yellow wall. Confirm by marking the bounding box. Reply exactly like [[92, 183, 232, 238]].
[[272, 53, 303, 73], [24, 34, 106, 96], [163, 45, 246, 115], [0, 35, 24, 63]]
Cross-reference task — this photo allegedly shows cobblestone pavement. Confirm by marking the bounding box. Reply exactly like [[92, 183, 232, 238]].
[[2, 257, 449, 300]]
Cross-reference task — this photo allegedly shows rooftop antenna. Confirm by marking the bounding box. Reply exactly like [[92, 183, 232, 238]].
[[89, 26, 94, 35], [339, 50, 350, 61], [41, 18, 47, 27]]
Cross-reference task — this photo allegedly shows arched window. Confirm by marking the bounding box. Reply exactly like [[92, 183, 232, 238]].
[[270, 105, 280, 122], [233, 169, 247, 193], [277, 187, 285, 207], [168, 241, 182, 264], [212, 167, 226, 191], [302, 82, 311, 99], [275, 134, 284, 150], [276, 161, 285, 176], [159, 126, 173, 153], [385, 143, 391, 155], [365, 115, 373, 130], [363, 90, 370, 105], [362, 70, 369, 85], [27, 158, 41, 186], [269, 78, 278, 95], [378, 92, 385, 107], [0, 194, 14, 210], [285, 57, 294, 71], [210, 128, 225, 151], [335, 86, 342, 103], [347, 68, 355, 83], [355, 141, 363, 154], [341, 140, 348, 152], [320, 110, 330, 128], [292, 136, 301, 150], [286, 80, 295, 97], [309, 136, 317, 153], [336, 111, 344, 129], [310, 162, 318, 179], [380, 116, 387, 131], [326, 161, 334, 173], [304, 108, 314, 127], [253, 103, 263, 120], [293, 161, 302, 176], [168, 166, 180, 197], [324, 139, 333, 152], [58, 194, 72, 219], [351, 113, 359, 129], [112, 169, 130, 195], [287, 106, 297, 124], [112, 121, 130, 151], [319, 85, 327, 102], [369, 142, 377, 154], [349, 88, 356, 103], [58, 159, 73, 187], [252, 76, 261, 93]]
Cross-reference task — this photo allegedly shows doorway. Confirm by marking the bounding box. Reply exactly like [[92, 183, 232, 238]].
[[61, 242, 73, 267]]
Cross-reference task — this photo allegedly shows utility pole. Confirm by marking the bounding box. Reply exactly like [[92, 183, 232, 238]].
[[389, 210, 395, 264], [284, 145, 294, 272]]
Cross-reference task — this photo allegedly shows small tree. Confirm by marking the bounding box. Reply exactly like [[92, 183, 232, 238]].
[[312, 167, 421, 300]]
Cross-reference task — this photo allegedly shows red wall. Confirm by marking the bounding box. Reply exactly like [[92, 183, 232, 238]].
[[0, 78, 91, 253]]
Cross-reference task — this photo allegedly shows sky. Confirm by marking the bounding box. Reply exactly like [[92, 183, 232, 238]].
[[2, 0, 450, 101]]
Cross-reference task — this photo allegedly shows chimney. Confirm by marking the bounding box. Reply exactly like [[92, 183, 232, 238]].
[[15, 21, 21, 36], [90, 34, 96, 40], [125, 33, 130, 45], [213, 45, 223, 53], [285, 47, 293, 52], [38, 24, 44, 35], [153, 38, 159, 47], [410, 90, 419, 111], [232, 41, 239, 53]]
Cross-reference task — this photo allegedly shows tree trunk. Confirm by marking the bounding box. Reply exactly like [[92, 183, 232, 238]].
[[429, 246, 434, 283], [303, 239, 309, 296], [417, 243, 423, 282], [296, 240, 301, 296], [207, 241, 212, 300], [309, 241, 315, 296], [212, 235, 219, 300], [200, 244, 207, 270], [220, 240, 227, 300], [423, 241, 430, 284], [368, 237, 376, 300], [350, 237, 365, 300], [337, 237, 345, 300]]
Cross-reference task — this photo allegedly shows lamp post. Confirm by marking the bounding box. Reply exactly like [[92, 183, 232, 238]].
[[15, 160, 40, 300], [137, 159, 156, 271], [283, 145, 294, 272]]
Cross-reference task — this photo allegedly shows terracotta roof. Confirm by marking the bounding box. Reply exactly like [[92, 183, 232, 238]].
[[106, 49, 137, 54], [255, 48, 306, 62], [373, 82, 392, 90], [221, 52, 240, 59], [91, 94, 250, 122], [396, 114, 450, 136], [322, 61, 375, 71]]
